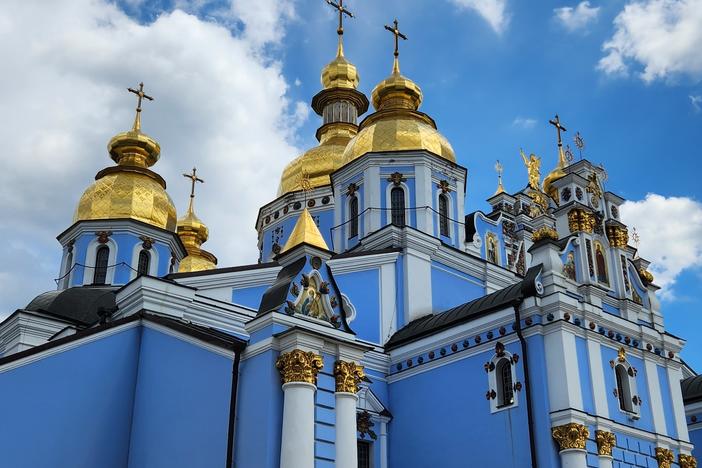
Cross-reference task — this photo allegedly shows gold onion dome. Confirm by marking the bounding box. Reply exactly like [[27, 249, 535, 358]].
[[73, 84, 177, 231], [278, 31, 368, 196], [177, 168, 217, 273], [342, 56, 455, 164], [543, 115, 569, 202]]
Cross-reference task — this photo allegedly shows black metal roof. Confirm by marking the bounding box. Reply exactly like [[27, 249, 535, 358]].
[[681, 375, 702, 404], [385, 265, 543, 349], [257, 257, 306, 315], [25, 286, 118, 326]]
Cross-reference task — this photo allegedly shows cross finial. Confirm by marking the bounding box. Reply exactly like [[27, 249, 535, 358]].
[[548, 114, 567, 148], [183, 167, 204, 200], [127, 82, 154, 132], [325, 0, 353, 46], [384, 18, 407, 73], [494, 160, 505, 195]]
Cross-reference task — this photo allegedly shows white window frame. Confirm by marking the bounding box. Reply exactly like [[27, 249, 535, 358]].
[[487, 345, 519, 413], [385, 181, 411, 228], [83, 238, 118, 286], [611, 351, 641, 419], [129, 242, 159, 280], [435, 191, 453, 240]]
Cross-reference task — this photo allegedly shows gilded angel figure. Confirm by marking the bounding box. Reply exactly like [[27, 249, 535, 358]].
[[520, 149, 541, 190]]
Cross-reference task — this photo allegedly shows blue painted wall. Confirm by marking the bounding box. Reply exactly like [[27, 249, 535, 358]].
[[387, 341, 533, 467], [127, 327, 234, 468], [234, 349, 283, 468], [0, 327, 141, 468], [334, 268, 381, 344], [233, 285, 270, 310], [430, 261, 484, 312], [690, 427, 702, 459], [576, 336, 595, 414]]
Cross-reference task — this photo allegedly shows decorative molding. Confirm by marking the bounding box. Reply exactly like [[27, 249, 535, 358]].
[[655, 447, 675, 468], [606, 225, 629, 248], [334, 360, 365, 393], [276, 349, 323, 385], [551, 422, 589, 451], [595, 430, 616, 456], [568, 208, 595, 233], [532, 226, 559, 242], [679, 454, 698, 468]]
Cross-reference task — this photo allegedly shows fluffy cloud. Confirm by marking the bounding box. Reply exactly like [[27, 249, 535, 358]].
[[449, 0, 510, 34], [0, 0, 304, 316], [690, 94, 702, 112], [598, 0, 702, 82], [554, 1, 600, 32], [620, 194, 702, 299], [512, 117, 538, 129]]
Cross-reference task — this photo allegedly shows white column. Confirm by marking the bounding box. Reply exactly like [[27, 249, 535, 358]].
[[335, 392, 359, 468], [414, 164, 433, 235], [595, 430, 616, 468], [277, 349, 323, 468], [544, 329, 583, 411], [668, 365, 690, 440], [587, 340, 609, 417], [379, 419, 388, 468], [644, 358, 667, 434], [559, 449, 587, 468], [280, 382, 316, 468], [364, 166, 381, 233], [598, 455, 613, 468], [404, 250, 432, 323]]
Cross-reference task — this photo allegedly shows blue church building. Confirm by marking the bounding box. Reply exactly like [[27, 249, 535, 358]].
[[0, 6, 699, 468]]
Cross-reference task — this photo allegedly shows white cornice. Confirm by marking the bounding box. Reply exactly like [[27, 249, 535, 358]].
[[174, 264, 281, 290], [327, 251, 400, 274]]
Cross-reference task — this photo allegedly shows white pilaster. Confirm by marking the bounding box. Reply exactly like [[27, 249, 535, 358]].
[[403, 250, 433, 323], [380, 262, 397, 344], [644, 359, 667, 434], [365, 166, 381, 233], [668, 365, 690, 440], [587, 340, 609, 416], [544, 328, 583, 410], [414, 164, 433, 235], [280, 382, 316, 468], [335, 392, 359, 468], [379, 419, 388, 468]]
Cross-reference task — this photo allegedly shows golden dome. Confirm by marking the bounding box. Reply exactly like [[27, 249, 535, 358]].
[[543, 146, 568, 203], [321, 42, 359, 90], [74, 168, 177, 231], [177, 198, 217, 273], [342, 60, 455, 165]]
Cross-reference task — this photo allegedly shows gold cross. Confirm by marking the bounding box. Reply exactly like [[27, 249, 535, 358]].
[[384, 19, 407, 60], [325, 0, 353, 37], [183, 167, 204, 199], [549, 114, 567, 147], [127, 82, 153, 131]]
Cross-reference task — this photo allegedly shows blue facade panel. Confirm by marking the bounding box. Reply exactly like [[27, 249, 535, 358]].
[[127, 327, 234, 468], [334, 268, 381, 344], [430, 261, 484, 312], [657, 365, 678, 439], [0, 327, 141, 468], [576, 336, 595, 414], [233, 284, 270, 309]]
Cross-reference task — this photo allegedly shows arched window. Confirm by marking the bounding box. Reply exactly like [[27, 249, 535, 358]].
[[439, 194, 450, 237], [496, 358, 514, 408], [61, 251, 74, 289], [93, 245, 109, 285], [615, 364, 634, 413], [595, 242, 609, 285], [390, 187, 405, 227], [137, 249, 150, 277], [349, 195, 359, 239]]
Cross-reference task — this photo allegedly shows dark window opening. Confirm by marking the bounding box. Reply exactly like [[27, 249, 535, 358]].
[[357, 440, 372, 468], [616, 364, 634, 412], [137, 249, 150, 277], [496, 358, 514, 408], [349, 195, 359, 239], [93, 245, 109, 285], [439, 194, 450, 237], [390, 187, 405, 227]]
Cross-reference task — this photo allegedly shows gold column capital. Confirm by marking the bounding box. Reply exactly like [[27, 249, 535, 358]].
[[334, 360, 365, 393], [680, 454, 698, 468], [551, 423, 589, 451], [595, 430, 616, 457], [606, 225, 629, 248], [568, 208, 596, 234], [276, 349, 324, 385], [655, 447, 675, 468]]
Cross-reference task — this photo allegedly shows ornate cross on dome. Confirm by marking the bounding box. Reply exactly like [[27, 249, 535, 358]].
[[127, 82, 154, 131], [325, 0, 353, 37], [183, 167, 204, 199], [549, 114, 567, 148], [384, 18, 407, 72]]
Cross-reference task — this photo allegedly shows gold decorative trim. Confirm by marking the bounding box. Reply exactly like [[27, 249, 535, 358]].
[[655, 447, 675, 468], [595, 430, 616, 457], [606, 225, 629, 248], [532, 226, 559, 242], [276, 349, 324, 385], [617, 347, 627, 363], [334, 360, 365, 393], [552, 423, 589, 451], [638, 268, 654, 285], [680, 454, 698, 468], [568, 209, 596, 233]]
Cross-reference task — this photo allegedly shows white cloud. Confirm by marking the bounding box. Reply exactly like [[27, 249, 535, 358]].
[[449, 0, 510, 34], [620, 193, 702, 299], [690, 94, 702, 112], [512, 117, 537, 129], [598, 0, 702, 82], [554, 1, 600, 32], [0, 0, 304, 316]]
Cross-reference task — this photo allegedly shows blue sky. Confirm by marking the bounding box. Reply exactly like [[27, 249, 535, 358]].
[[2, 0, 701, 366]]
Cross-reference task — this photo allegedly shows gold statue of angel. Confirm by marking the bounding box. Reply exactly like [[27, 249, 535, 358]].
[[520, 149, 541, 191]]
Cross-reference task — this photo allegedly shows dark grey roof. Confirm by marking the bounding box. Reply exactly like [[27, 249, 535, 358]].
[[385, 265, 543, 349], [681, 375, 702, 404], [25, 286, 117, 326], [257, 257, 306, 315]]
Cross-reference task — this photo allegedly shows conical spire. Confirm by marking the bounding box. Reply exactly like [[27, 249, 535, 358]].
[[280, 208, 329, 254], [494, 160, 505, 195]]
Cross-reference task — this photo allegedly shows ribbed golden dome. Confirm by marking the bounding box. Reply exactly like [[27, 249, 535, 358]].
[[342, 60, 455, 165], [321, 42, 359, 90], [74, 122, 177, 231], [543, 146, 568, 202]]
